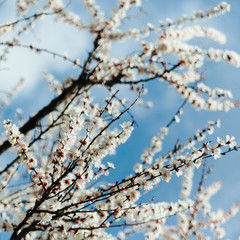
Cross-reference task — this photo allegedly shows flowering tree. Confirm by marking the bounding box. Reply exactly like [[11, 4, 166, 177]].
[[0, 0, 240, 239]]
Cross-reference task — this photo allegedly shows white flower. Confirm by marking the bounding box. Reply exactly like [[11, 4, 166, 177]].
[[161, 168, 172, 182], [217, 137, 226, 146], [226, 135, 237, 148], [160, 127, 169, 135], [174, 115, 180, 123], [118, 231, 126, 240], [120, 121, 133, 132], [107, 162, 115, 169], [141, 152, 153, 164], [194, 157, 202, 168], [133, 163, 143, 173], [212, 146, 222, 159], [214, 227, 226, 239]]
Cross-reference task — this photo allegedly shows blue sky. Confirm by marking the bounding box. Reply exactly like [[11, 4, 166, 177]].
[[0, 0, 240, 239]]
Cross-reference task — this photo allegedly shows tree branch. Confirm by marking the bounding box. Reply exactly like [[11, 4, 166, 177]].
[[0, 76, 89, 156]]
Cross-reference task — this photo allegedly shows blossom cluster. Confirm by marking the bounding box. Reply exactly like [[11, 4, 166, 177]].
[[3, 119, 37, 171]]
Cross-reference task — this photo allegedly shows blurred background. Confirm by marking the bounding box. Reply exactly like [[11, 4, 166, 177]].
[[0, 0, 240, 239]]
